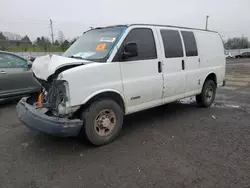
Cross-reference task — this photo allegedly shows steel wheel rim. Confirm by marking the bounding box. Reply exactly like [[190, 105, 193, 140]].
[[205, 86, 213, 102], [94, 109, 116, 136]]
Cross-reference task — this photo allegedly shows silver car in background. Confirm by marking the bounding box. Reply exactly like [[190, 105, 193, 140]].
[[0, 51, 41, 99]]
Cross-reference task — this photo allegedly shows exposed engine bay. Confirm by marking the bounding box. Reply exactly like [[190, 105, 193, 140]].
[[33, 65, 82, 117], [30, 54, 92, 117], [33, 75, 68, 116]]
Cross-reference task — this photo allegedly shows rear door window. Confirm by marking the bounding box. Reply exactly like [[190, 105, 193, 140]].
[[160, 29, 183, 58], [181, 31, 198, 56]]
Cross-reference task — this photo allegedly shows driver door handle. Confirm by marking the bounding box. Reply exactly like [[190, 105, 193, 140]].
[[0, 70, 6, 74], [158, 61, 162, 73], [182, 60, 185, 70]]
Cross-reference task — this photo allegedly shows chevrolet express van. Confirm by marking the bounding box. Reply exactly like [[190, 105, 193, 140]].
[[16, 24, 226, 146]]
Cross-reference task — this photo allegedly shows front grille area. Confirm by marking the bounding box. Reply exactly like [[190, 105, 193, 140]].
[[33, 74, 67, 111], [45, 80, 67, 110]]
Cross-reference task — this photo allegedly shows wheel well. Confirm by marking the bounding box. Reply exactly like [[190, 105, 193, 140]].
[[205, 73, 217, 85], [75, 92, 126, 117]]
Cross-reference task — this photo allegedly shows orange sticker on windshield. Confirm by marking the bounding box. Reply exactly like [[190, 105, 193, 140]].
[[96, 43, 106, 51]]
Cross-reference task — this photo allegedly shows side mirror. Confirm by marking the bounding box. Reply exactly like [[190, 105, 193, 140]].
[[27, 60, 33, 68], [122, 42, 138, 60], [28, 56, 36, 62]]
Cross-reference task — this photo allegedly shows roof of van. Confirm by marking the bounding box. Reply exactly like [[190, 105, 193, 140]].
[[95, 24, 218, 33]]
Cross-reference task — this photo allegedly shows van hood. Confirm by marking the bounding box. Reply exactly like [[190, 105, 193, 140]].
[[32, 55, 91, 80]]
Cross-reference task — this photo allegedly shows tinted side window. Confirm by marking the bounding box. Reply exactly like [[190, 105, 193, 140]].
[[121, 28, 157, 61], [6, 54, 27, 68], [181, 31, 198, 56], [0, 54, 27, 68], [0, 53, 17, 68], [160, 29, 183, 58], [0, 53, 8, 68]]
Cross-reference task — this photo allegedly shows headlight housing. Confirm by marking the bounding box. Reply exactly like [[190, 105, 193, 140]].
[[57, 73, 63, 80], [45, 80, 68, 111]]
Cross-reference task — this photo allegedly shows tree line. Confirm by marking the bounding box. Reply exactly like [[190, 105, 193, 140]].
[[0, 30, 78, 52], [1, 30, 250, 52], [33, 36, 77, 52], [224, 37, 250, 50]]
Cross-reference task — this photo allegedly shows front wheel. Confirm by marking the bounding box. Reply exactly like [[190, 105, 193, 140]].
[[80, 99, 124, 146], [196, 80, 216, 107]]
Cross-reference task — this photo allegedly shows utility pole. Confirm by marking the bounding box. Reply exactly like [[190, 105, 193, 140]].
[[50, 19, 54, 45], [205, 15, 209, 30]]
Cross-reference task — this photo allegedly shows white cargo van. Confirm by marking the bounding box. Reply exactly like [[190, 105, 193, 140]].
[[17, 24, 226, 146]]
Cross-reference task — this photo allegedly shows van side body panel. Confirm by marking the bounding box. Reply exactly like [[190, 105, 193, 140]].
[[194, 30, 226, 90], [61, 25, 225, 115], [61, 62, 125, 108]]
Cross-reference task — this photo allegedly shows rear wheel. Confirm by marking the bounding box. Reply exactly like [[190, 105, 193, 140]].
[[196, 80, 216, 107], [80, 99, 123, 146]]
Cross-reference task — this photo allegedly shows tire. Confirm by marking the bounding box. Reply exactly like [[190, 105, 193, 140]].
[[80, 99, 124, 146], [196, 80, 216, 107]]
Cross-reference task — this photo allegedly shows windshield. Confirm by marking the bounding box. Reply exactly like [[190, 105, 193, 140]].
[[63, 27, 126, 62]]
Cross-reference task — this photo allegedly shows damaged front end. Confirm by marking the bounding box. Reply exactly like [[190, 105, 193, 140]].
[[34, 64, 83, 118], [16, 74, 83, 137], [16, 54, 86, 137], [37, 77, 71, 117]]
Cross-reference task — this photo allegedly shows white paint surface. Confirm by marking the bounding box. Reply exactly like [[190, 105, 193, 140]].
[[32, 55, 90, 80], [32, 25, 226, 115]]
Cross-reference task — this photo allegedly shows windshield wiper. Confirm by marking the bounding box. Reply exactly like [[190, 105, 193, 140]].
[[69, 56, 94, 62], [69, 55, 84, 60]]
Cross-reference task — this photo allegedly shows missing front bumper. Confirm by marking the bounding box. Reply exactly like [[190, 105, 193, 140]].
[[16, 97, 83, 137]]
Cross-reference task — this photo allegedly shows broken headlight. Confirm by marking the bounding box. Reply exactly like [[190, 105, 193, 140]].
[[44, 80, 69, 115]]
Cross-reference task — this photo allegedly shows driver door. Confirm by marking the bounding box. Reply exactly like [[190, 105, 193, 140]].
[[113, 26, 164, 113]]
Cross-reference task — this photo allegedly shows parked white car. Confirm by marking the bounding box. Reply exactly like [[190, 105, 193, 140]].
[[17, 24, 226, 146], [225, 52, 234, 59]]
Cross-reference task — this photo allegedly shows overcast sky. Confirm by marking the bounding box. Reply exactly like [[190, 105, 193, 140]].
[[1, 0, 250, 41]]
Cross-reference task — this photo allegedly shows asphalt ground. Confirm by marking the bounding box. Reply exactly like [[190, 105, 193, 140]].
[[0, 59, 250, 188]]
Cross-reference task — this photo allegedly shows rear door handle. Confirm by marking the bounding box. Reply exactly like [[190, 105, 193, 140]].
[[182, 60, 185, 70], [0, 70, 6, 74], [158, 61, 162, 73]]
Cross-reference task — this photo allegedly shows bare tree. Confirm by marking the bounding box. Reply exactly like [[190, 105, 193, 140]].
[[2, 32, 22, 40], [57, 30, 65, 44], [224, 37, 250, 49]]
